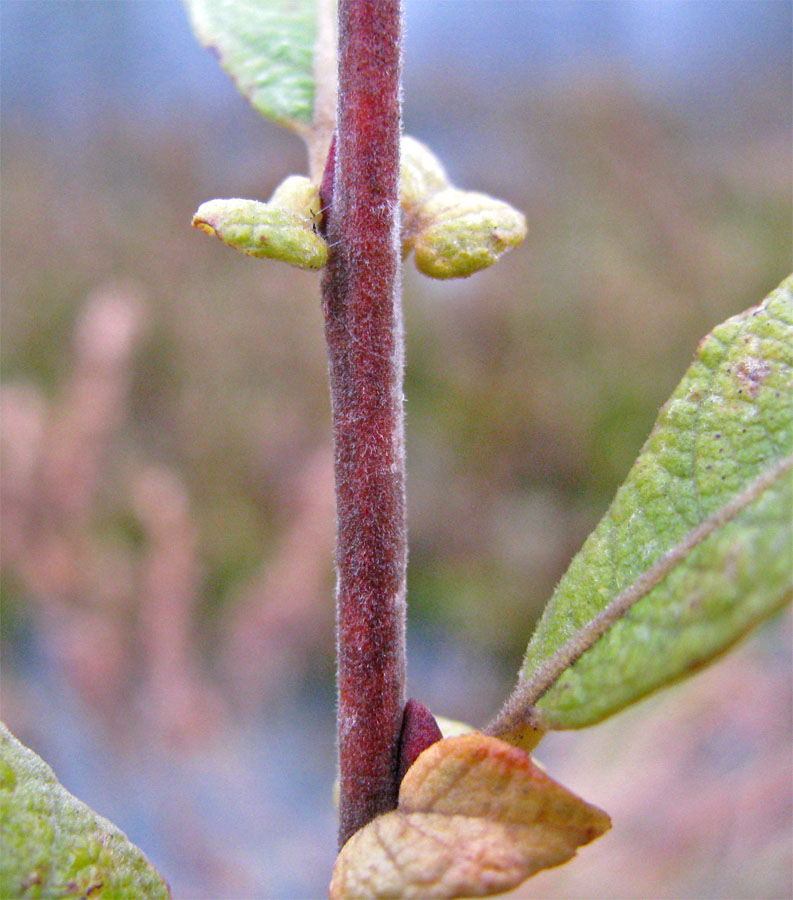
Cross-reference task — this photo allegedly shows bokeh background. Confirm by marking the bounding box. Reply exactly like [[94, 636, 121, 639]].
[[2, 2, 791, 898]]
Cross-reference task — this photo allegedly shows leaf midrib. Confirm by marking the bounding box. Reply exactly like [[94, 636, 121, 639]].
[[515, 451, 793, 709]]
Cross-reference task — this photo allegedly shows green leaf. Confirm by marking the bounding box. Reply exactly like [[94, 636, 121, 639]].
[[185, 0, 336, 179], [0, 722, 171, 900], [186, 0, 318, 129], [491, 275, 793, 745]]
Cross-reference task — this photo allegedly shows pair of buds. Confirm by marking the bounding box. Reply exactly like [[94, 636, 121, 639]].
[[192, 137, 527, 279]]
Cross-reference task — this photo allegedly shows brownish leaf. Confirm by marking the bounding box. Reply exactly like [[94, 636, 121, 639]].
[[329, 733, 610, 899]]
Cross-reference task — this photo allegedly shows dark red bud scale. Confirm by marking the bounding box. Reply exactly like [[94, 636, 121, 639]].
[[397, 698, 443, 784]]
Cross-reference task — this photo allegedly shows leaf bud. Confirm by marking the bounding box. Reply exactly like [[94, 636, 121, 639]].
[[400, 136, 449, 220], [192, 193, 328, 270], [412, 188, 528, 279], [269, 175, 323, 227]]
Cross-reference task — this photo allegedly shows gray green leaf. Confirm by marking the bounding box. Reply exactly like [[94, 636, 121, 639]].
[[186, 0, 320, 132], [0, 722, 171, 900], [491, 275, 793, 744]]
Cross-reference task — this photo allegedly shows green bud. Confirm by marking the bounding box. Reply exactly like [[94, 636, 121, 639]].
[[192, 145, 526, 278], [412, 188, 528, 279], [269, 175, 323, 226], [400, 136, 449, 218], [192, 194, 328, 270]]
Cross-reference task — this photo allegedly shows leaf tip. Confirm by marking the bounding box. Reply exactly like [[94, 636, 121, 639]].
[[191, 216, 216, 237]]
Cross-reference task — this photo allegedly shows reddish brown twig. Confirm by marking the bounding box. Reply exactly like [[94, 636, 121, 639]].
[[322, 0, 406, 848]]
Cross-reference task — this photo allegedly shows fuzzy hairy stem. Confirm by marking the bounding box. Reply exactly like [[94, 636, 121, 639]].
[[322, 0, 406, 850]]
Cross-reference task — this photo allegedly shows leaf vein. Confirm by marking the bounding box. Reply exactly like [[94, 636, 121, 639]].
[[511, 451, 793, 710]]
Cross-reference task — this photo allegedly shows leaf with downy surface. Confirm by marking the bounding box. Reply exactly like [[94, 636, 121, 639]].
[[185, 0, 336, 178], [329, 733, 610, 899], [491, 275, 793, 748], [0, 722, 171, 900]]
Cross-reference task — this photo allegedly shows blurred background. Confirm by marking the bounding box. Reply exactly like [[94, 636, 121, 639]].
[[1, 1, 791, 897]]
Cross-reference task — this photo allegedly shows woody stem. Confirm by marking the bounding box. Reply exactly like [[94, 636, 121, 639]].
[[321, 0, 406, 849]]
